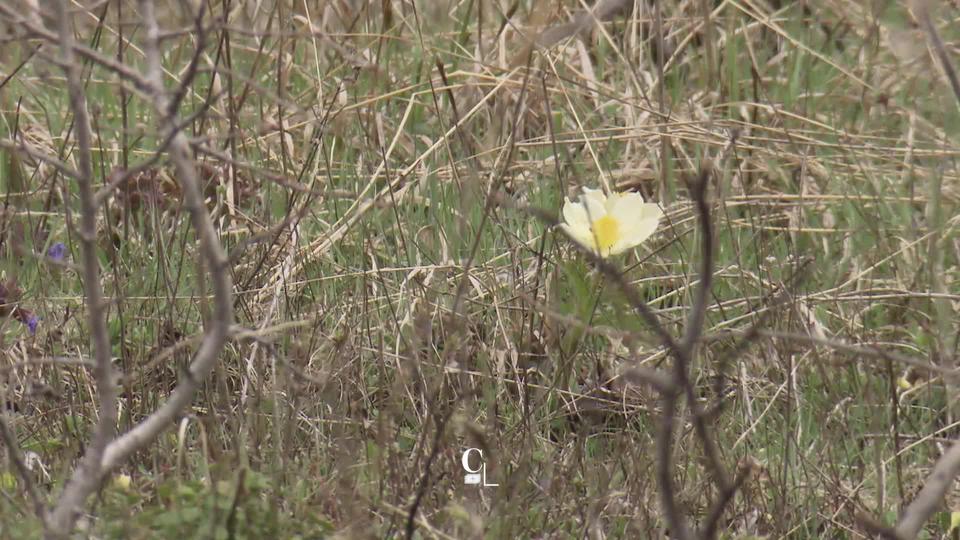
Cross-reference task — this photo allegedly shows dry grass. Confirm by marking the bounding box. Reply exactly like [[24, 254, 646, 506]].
[[0, 0, 959, 538]]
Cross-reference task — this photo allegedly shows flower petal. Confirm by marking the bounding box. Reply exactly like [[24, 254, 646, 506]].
[[582, 196, 607, 223], [581, 187, 605, 203], [615, 201, 662, 232], [562, 198, 589, 227], [609, 220, 656, 254], [640, 202, 663, 222], [579, 188, 608, 218], [608, 191, 647, 222], [559, 223, 599, 253], [608, 203, 662, 255]]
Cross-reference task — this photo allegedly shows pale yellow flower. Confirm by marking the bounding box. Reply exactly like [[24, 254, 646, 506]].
[[559, 187, 662, 257], [0, 472, 16, 490], [112, 473, 132, 490]]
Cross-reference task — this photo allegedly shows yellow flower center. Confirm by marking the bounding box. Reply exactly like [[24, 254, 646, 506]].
[[592, 215, 620, 253]]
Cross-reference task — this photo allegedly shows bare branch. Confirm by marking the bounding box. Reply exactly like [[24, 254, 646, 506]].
[[654, 389, 691, 540], [0, 138, 81, 181], [708, 329, 960, 381], [905, 12, 960, 534], [98, 0, 232, 475], [914, 0, 960, 111], [701, 459, 755, 539], [0, 2, 153, 95], [0, 357, 94, 377], [676, 170, 732, 503], [895, 440, 960, 538], [44, 0, 120, 534], [680, 171, 714, 356], [36, 2, 232, 536], [164, 1, 207, 119]]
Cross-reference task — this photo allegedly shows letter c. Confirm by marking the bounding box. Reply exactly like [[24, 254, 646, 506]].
[[462, 448, 483, 473]]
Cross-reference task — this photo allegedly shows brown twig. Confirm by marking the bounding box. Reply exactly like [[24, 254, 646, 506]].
[[701, 459, 755, 539], [655, 386, 690, 540], [678, 170, 733, 502]]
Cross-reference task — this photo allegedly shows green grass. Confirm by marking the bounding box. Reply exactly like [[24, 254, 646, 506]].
[[0, 0, 959, 538]]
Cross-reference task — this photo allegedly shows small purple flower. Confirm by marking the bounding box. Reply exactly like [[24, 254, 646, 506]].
[[15, 308, 38, 335], [24, 314, 38, 335], [47, 242, 67, 262]]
